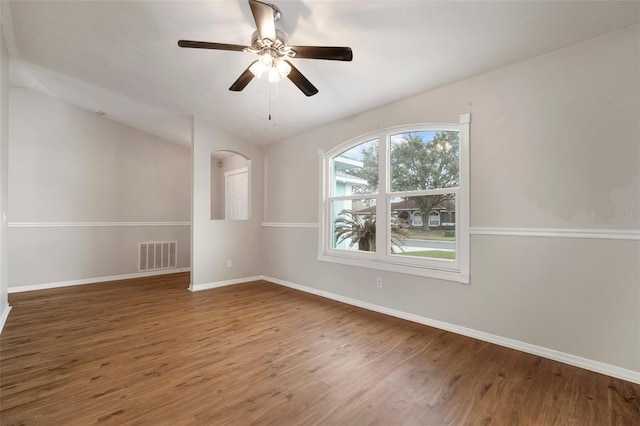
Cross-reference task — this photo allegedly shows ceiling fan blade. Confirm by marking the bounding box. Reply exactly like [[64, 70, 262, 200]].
[[286, 61, 318, 97], [178, 40, 248, 52], [229, 62, 257, 91], [249, 0, 277, 42], [290, 46, 353, 61]]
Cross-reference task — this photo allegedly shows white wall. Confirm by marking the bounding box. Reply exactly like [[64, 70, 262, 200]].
[[191, 117, 263, 289], [0, 1, 11, 329], [263, 25, 640, 375], [8, 88, 191, 288]]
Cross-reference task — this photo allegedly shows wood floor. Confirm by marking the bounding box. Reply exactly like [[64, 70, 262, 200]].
[[1, 273, 638, 425]]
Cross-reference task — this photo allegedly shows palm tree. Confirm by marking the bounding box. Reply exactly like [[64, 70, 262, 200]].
[[334, 210, 408, 252]]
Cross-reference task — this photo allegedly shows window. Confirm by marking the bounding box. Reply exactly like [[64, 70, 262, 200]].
[[319, 114, 470, 283]]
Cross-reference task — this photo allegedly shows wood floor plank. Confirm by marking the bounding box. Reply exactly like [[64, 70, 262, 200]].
[[1, 273, 639, 425]]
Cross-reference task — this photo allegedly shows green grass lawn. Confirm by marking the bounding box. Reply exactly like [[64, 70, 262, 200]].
[[405, 229, 455, 241], [408, 235, 455, 242], [396, 250, 455, 260]]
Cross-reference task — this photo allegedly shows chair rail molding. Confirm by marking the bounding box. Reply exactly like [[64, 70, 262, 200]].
[[8, 221, 191, 228], [261, 224, 638, 240], [261, 222, 319, 228], [470, 227, 640, 240]]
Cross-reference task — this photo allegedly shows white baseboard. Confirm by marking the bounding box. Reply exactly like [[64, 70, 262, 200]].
[[8, 268, 191, 293], [0, 304, 11, 334], [262, 275, 640, 385], [189, 275, 263, 292]]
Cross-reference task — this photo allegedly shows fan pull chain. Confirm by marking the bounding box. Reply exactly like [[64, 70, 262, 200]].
[[268, 81, 271, 121], [273, 82, 278, 126], [268, 81, 279, 125], [268, 81, 272, 121]]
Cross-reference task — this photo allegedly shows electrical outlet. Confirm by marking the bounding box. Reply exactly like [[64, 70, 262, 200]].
[[376, 277, 382, 288], [226, 260, 232, 268]]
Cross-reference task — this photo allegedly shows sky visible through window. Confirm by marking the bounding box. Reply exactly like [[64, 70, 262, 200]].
[[341, 132, 439, 161]]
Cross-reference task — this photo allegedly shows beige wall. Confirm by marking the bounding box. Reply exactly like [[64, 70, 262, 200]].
[[262, 25, 640, 373], [8, 88, 191, 288], [0, 1, 10, 318], [191, 118, 263, 288]]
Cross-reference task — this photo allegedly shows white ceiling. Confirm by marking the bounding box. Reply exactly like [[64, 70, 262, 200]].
[[3, 1, 639, 146]]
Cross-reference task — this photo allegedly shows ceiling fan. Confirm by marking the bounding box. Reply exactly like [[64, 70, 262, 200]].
[[178, 0, 353, 97]]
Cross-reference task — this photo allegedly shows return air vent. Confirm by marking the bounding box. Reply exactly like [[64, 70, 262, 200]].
[[139, 241, 177, 272]]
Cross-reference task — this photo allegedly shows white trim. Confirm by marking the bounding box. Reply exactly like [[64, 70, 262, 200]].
[[0, 304, 12, 335], [334, 156, 363, 168], [261, 222, 319, 228], [327, 193, 377, 202], [456, 116, 471, 282], [189, 275, 262, 292], [336, 175, 368, 185], [318, 253, 469, 284], [388, 188, 458, 198], [262, 275, 640, 385], [318, 150, 326, 260], [8, 221, 191, 228], [224, 166, 249, 177], [8, 268, 191, 293], [258, 223, 638, 241], [470, 227, 640, 241]]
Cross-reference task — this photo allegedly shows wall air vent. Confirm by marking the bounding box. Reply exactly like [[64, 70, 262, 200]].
[[139, 241, 177, 272]]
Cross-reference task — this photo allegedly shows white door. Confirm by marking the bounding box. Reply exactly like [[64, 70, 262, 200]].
[[225, 169, 249, 220]]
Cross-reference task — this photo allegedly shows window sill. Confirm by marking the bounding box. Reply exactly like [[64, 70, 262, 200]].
[[317, 253, 470, 284]]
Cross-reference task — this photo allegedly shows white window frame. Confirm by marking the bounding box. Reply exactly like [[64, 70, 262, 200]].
[[318, 114, 470, 284]]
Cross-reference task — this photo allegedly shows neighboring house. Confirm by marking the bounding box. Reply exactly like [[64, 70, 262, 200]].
[[333, 155, 367, 214], [392, 199, 455, 229], [334, 156, 366, 197], [356, 198, 456, 230]]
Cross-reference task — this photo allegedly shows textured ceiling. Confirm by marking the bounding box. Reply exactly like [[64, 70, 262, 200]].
[[4, 1, 640, 146]]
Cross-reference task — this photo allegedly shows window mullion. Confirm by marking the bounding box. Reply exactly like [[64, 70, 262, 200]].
[[375, 134, 387, 258], [388, 188, 459, 198], [329, 194, 378, 202]]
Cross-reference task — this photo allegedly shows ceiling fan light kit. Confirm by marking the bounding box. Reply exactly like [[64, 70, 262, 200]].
[[177, 0, 353, 97]]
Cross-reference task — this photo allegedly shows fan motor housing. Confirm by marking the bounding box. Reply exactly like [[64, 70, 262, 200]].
[[251, 29, 288, 49]]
